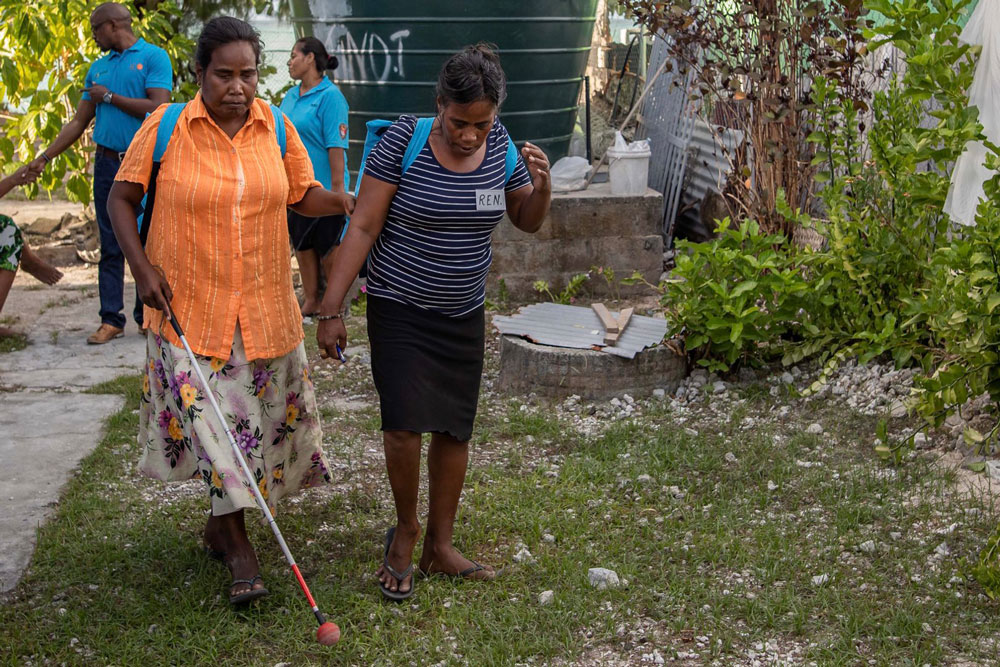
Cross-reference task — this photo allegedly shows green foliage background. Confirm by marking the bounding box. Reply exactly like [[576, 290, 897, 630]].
[[0, 0, 196, 203]]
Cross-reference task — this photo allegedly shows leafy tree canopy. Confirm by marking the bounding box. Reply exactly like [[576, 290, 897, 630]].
[[0, 0, 192, 203]]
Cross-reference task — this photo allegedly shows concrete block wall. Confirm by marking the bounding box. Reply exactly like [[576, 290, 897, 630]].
[[489, 181, 664, 301]]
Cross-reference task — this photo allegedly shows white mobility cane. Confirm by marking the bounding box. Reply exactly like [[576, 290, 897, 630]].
[[163, 311, 341, 646]]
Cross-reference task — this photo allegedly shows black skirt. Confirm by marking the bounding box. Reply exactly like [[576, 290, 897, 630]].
[[287, 210, 345, 257], [367, 295, 485, 442]]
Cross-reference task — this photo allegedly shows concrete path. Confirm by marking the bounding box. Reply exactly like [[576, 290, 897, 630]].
[[0, 264, 145, 593]]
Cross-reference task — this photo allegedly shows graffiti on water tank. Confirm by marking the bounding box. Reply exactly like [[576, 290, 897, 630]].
[[320, 24, 411, 83]]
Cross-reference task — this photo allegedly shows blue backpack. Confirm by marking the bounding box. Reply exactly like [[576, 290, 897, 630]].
[[137, 102, 287, 243], [339, 116, 518, 242]]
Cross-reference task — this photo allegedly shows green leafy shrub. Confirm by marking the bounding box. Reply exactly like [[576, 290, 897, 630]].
[[533, 273, 589, 305], [663, 218, 812, 372], [905, 184, 1000, 439], [775, 0, 982, 385]]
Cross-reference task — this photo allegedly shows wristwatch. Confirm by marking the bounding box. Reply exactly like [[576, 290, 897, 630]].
[[103, 91, 113, 105]]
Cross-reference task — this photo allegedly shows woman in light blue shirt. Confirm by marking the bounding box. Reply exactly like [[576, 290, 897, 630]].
[[281, 37, 350, 317]]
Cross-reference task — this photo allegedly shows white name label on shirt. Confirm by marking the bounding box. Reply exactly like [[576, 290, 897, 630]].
[[475, 189, 506, 212]]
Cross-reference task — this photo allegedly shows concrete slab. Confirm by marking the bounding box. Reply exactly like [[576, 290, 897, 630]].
[[0, 393, 124, 592], [0, 263, 144, 595]]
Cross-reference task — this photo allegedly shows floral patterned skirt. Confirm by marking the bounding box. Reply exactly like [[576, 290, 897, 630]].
[[138, 324, 331, 515]]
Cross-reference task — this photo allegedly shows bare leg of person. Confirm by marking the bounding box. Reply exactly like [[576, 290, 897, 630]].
[[19, 244, 62, 286], [418, 432, 496, 580], [0, 268, 16, 336], [203, 509, 266, 598], [376, 429, 422, 595], [296, 249, 321, 316]]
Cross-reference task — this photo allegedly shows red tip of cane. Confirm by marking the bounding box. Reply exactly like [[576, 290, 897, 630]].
[[316, 621, 340, 646]]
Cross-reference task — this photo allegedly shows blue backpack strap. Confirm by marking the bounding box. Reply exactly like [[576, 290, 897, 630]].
[[152, 103, 185, 163], [353, 119, 394, 198], [402, 117, 434, 175], [139, 103, 185, 237], [504, 137, 518, 184], [270, 104, 287, 157]]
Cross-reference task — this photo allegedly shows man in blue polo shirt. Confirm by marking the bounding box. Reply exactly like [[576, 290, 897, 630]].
[[28, 2, 171, 344]]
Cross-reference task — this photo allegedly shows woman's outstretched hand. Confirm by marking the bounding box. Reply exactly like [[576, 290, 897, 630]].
[[521, 142, 550, 193]]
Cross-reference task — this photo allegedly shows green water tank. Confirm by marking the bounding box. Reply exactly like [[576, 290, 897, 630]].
[[289, 0, 598, 177]]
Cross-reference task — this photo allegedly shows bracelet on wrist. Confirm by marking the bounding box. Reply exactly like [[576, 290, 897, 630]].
[[316, 313, 342, 321], [40, 152, 51, 163]]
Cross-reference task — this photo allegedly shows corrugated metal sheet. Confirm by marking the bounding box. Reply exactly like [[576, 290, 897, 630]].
[[492, 303, 667, 359], [677, 118, 744, 230], [638, 33, 695, 239]]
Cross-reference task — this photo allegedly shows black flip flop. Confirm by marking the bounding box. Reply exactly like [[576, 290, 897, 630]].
[[379, 527, 414, 602], [229, 574, 269, 606], [419, 560, 499, 581]]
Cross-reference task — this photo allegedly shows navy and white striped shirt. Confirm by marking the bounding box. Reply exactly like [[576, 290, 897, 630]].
[[364, 114, 532, 316]]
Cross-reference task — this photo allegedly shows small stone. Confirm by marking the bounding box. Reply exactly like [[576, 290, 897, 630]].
[[767, 480, 778, 491], [653, 388, 666, 399], [636, 474, 653, 485], [811, 573, 830, 586], [538, 590, 554, 606], [858, 540, 876, 554], [922, 622, 934, 634], [514, 546, 536, 564], [913, 432, 930, 449], [889, 400, 907, 418], [987, 461, 1000, 480], [712, 381, 727, 394], [780, 372, 794, 384], [806, 423, 824, 435], [542, 533, 556, 544], [890, 531, 902, 540], [623, 394, 635, 405], [588, 567, 621, 590], [147, 624, 157, 635], [69, 638, 79, 647], [724, 451, 738, 464]]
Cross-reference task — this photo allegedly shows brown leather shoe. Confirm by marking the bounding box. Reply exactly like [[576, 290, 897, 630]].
[[87, 323, 124, 345]]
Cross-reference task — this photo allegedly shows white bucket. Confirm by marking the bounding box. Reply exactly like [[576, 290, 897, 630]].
[[608, 148, 650, 195], [606, 147, 651, 196]]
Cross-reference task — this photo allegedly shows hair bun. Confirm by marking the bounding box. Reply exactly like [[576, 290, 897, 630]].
[[327, 55, 338, 71]]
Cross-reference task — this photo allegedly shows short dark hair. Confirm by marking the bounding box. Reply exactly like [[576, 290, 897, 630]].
[[436, 43, 507, 108], [295, 37, 338, 74], [196, 16, 263, 70]]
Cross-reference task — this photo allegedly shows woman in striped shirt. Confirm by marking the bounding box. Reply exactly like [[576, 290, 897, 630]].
[[317, 44, 552, 600]]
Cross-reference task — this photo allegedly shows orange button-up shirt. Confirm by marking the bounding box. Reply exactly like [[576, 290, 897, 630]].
[[116, 93, 321, 360]]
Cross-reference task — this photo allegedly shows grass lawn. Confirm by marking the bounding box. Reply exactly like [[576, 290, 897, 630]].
[[0, 332, 28, 354], [2, 316, 1000, 665]]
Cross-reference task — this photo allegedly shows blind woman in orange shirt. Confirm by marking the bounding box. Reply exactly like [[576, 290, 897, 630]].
[[107, 17, 354, 607]]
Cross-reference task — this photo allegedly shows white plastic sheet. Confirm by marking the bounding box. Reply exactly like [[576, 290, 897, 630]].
[[944, 0, 1000, 227], [550, 156, 592, 192]]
